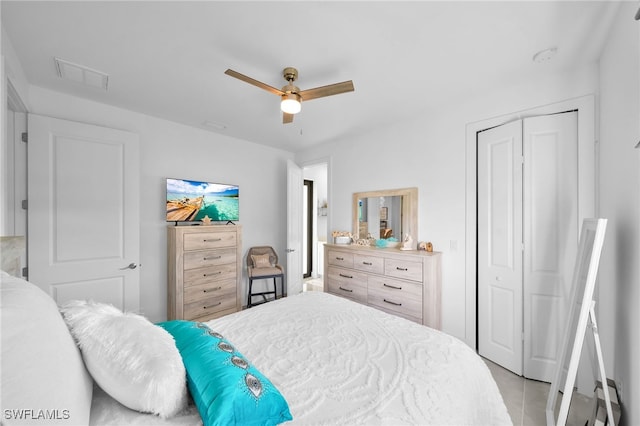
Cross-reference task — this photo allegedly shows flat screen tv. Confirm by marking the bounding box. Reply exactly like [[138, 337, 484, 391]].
[[166, 178, 239, 223]]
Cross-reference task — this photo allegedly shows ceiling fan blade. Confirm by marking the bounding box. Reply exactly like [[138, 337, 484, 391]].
[[299, 80, 354, 102], [283, 112, 294, 124], [224, 69, 284, 96]]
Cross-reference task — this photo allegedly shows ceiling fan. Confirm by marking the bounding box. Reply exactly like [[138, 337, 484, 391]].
[[224, 67, 354, 124]]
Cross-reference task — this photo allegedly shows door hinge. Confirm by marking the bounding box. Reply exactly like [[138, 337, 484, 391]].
[[21, 200, 28, 210], [21, 132, 28, 143], [522, 331, 525, 341], [22, 267, 28, 278]]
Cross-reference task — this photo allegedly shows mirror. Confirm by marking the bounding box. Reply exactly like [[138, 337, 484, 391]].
[[352, 188, 418, 241]]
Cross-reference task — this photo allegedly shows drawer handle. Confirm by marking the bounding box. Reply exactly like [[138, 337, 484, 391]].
[[339, 273, 353, 279], [383, 283, 402, 290], [338, 286, 353, 293], [336, 257, 344, 261], [383, 299, 402, 306], [203, 302, 222, 309], [203, 286, 222, 293], [204, 238, 222, 242], [203, 271, 222, 277], [396, 267, 408, 271], [362, 261, 373, 266], [203, 256, 222, 260]]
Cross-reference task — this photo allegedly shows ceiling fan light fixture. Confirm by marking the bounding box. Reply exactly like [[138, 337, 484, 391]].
[[225, 67, 353, 124], [281, 93, 301, 114]]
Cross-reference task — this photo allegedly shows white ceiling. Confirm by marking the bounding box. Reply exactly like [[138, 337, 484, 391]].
[[1, 1, 619, 152]]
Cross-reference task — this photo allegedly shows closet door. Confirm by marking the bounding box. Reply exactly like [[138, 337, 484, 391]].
[[477, 120, 524, 375], [523, 112, 578, 382], [478, 112, 579, 383]]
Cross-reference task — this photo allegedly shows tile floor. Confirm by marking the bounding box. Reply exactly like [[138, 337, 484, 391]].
[[302, 277, 323, 292], [484, 358, 593, 426]]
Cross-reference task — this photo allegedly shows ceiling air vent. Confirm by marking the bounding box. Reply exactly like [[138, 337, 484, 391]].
[[54, 57, 109, 91]]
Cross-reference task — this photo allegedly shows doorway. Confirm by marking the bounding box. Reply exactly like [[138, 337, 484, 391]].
[[302, 162, 328, 292], [303, 179, 313, 278], [1, 82, 28, 277], [477, 111, 578, 383]]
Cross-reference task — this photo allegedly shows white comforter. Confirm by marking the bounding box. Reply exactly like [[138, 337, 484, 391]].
[[90, 291, 511, 425]]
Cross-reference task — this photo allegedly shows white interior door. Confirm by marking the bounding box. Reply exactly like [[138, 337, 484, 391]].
[[478, 112, 579, 382], [286, 159, 303, 296], [478, 120, 524, 375], [523, 112, 578, 382], [27, 114, 140, 311]]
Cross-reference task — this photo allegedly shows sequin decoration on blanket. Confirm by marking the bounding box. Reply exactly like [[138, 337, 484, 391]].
[[157, 320, 292, 426]]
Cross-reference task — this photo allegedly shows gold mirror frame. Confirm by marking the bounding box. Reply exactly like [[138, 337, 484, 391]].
[[352, 187, 418, 241]]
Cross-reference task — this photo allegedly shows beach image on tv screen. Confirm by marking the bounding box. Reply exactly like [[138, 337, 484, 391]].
[[166, 178, 239, 222]]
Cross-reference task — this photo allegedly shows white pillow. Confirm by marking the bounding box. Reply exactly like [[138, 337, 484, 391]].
[[0, 271, 93, 424], [60, 300, 187, 418]]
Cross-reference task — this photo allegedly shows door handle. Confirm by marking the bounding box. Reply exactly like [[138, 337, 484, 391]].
[[286, 249, 295, 253], [120, 263, 138, 270]]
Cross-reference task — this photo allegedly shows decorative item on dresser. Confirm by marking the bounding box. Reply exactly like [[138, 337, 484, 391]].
[[324, 243, 441, 329], [167, 224, 242, 321]]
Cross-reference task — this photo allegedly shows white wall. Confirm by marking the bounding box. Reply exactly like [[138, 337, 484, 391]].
[[1, 27, 30, 110], [297, 65, 599, 342], [598, 3, 640, 424], [22, 85, 294, 322]]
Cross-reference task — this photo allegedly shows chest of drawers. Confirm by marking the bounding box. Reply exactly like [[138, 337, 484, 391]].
[[168, 225, 242, 321], [324, 244, 441, 329]]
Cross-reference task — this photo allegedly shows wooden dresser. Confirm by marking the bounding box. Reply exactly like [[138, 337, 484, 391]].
[[167, 225, 242, 321], [324, 243, 442, 329]]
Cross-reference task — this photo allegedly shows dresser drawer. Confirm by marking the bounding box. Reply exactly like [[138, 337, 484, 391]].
[[183, 279, 236, 304], [183, 263, 236, 287], [190, 307, 238, 323], [327, 250, 354, 268], [353, 254, 384, 275], [368, 278, 423, 320], [371, 305, 422, 325], [183, 247, 236, 270], [168, 225, 241, 322], [327, 266, 367, 303], [385, 258, 423, 282], [184, 289, 237, 321], [183, 231, 237, 251]]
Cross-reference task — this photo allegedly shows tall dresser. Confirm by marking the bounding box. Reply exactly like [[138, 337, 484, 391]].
[[324, 243, 441, 329], [167, 224, 242, 322]]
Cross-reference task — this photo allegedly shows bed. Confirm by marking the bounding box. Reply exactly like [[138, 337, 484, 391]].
[[1, 272, 511, 425]]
